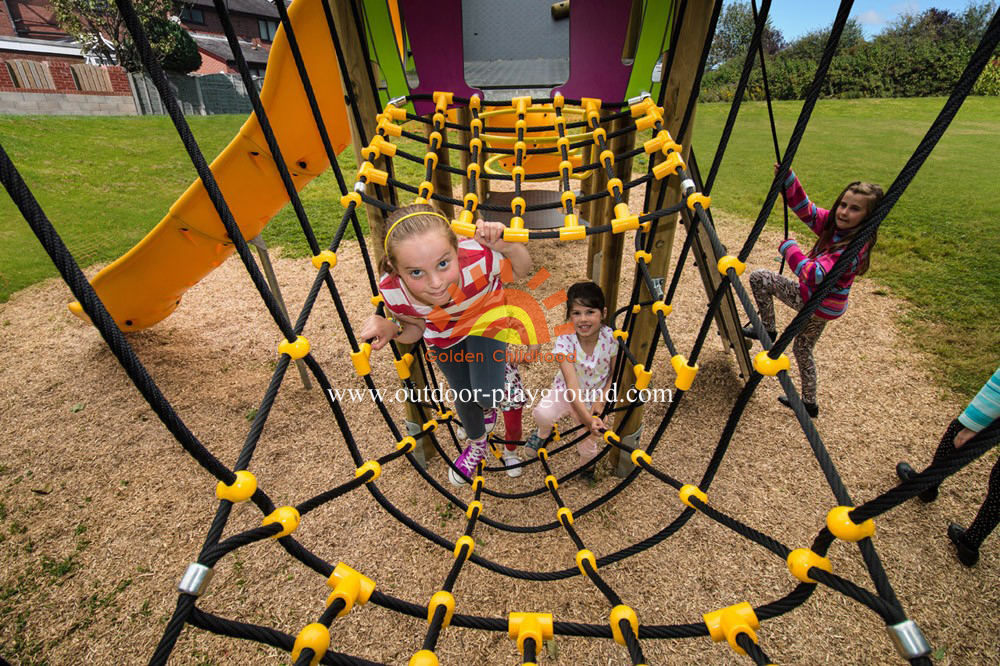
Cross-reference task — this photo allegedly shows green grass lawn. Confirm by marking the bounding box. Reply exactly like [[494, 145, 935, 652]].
[[1, 97, 997, 397]]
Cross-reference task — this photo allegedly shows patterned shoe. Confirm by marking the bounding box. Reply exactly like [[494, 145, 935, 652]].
[[524, 432, 545, 457], [448, 437, 490, 485], [483, 408, 498, 435], [501, 450, 523, 478]]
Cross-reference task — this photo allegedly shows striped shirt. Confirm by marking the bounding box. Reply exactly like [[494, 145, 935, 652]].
[[959, 366, 1000, 432], [779, 171, 869, 320], [379, 238, 509, 348]]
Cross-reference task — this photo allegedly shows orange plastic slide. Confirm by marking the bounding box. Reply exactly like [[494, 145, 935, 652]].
[[71, 0, 351, 331]]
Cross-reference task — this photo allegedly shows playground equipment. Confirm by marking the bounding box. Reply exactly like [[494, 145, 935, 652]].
[[3, 0, 1000, 665]]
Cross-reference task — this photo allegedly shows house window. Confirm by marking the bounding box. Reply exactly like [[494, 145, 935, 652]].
[[180, 7, 205, 25], [259, 19, 279, 42]]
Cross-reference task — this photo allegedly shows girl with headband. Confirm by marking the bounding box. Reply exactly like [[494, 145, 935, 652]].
[[360, 204, 533, 485]]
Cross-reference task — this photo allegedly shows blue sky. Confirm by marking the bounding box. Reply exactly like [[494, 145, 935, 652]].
[[748, 0, 988, 40]]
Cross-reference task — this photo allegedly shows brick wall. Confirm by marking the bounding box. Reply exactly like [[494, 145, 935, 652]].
[[194, 49, 230, 75], [0, 49, 82, 65], [0, 57, 138, 114], [0, 59, 131, 95]]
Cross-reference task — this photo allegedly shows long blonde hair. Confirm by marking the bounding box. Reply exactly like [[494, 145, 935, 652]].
[[378, 204, 457, 276]]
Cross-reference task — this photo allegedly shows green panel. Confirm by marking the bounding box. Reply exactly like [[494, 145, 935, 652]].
[[362, 0, 412, 111], [625, 0, 675, 101]]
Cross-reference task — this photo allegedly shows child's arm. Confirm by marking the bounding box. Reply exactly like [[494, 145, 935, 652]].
[[559, 359, 605, 435], [359, 312, 425, 350], [775, 163, 829, 236], [475, 221, 533, 281], [590, 374, 615, 418], [780, 240, 853, 287]]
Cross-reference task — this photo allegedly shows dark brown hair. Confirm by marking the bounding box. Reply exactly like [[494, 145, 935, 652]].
[[565, 281, 606, 320], [807, 181, 884, 276], [377, 204, 457, 276]]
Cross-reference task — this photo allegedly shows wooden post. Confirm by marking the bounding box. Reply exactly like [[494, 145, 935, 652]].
[[597, 114, 638, 327], [583, 110, 613, 280], [423, 121, 455, 218], [610, 0, 719, 473]]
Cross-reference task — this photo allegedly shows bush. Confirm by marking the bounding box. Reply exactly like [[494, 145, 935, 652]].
[[973, 59, 1000, 95], [147, 17, 201, 74]]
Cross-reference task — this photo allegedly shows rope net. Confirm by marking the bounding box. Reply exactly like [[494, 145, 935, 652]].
[[2, 1, 999, 665]]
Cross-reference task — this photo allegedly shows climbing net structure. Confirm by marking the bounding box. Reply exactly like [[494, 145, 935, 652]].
[[3, 1, 1000, 665]]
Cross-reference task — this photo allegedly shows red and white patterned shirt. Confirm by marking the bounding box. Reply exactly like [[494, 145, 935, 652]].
[[379, 239, 510, 348]]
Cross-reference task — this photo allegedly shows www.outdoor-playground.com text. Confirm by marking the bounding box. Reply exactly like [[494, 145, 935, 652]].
[[325, 384, 675, 408]]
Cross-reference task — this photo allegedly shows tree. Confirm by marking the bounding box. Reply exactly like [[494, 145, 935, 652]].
[[52, 0, 200, 73], [783, 17, 865, 62], [708, 1, 786, 69]]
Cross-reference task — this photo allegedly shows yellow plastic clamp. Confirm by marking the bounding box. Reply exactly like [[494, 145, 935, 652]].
[[468, 137, 483, 154], [716, 255, 746, 276], [432, 90, 453, 110], [408, 650, 438, 666], [511, 197, 526, 215], [537, 447, 549, 461], [576, 549, 597, 576], [509, 612, 554, 656], [382, 104, 407, 122], [514, 141, 527, 161], [586, 108, 601, 125], [370, 294, 384, 306], [786, 548, 833, 583], [311, 250, 338, 271], [552, 92, 565, 109], [612, 205, 640, 233], [554, 114, 567, 129], [466, 500, 483, 519], [216, 470, 257, 503], [635, 110, 663, 131], [340, 191, 362, 208], [427, 131, 443, 149], [351, 342, 372, 377], [512, 95, 530, 115], [396, 436, 416, 453], [469, 118, 484, 134], [610, 605, 639, 646], [653, 151, 686, 179], [544, 475, 559, 491], [464, 192, 479, 211], [630, 97, 653, 117], [509, 216, 525, 230], [679, 484, 707, 509], [262, 506, 300, 538], [643, 134, 665, 154], [613, 329, 629, 341], [559, 159, 573, 178], [355, 460, 381, 483], [633, 364, 652, 391], [606, 177, 624, 197], [632, 304, 641, 314], [581, 96, 602, 111], [503, 227, 530, 243], [661, 138, 683, 156], [557, 507, 574, 526], [468, 93, 481, 110], [631, 449, 652, 467], [634, 250, 652, 264], [358, 161, 388, 186], [279, 336, 311, 360], [557, 135, 571, 152], [752, 351, 790, 377], [422, 419, 438, 432], [378, 119, 403, 137], [652, 300, 673, 317], [671, 354, 699, 391], [325, 562, 375, 616], [560, 190, 576, 210], [592, 127, 607, 144], [423, 151, 439, 169], [454, 535, 475, 560], [436, 409, 454, 421], [703, 602, 759, 656], [394, 353, 414, 380], [432, 112, 446, 129], [687, 192, 711, 212], [600, 149, 616, 167], [826, 506, 875, 542], [603, 430, 621, 444], [291, 623, 330, 666], [453, 216, 477, 238], [371, 134, 397, 157], [360, 145, 380, 161], [427, 590, 455, 628], [418, 180, 435, 199], [472, 475, 485, 492], [561, 217, 586, 241]]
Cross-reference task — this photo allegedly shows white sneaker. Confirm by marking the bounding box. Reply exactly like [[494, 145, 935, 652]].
[[448, 437, 490, 485], [501, 450, 522, 478]]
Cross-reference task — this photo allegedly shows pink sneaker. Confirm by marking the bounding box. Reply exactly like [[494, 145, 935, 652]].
[[483, 408, 498, 434], [448, 436, 490, 485]]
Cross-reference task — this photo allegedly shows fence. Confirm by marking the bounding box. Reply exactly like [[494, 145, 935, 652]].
[[130, 71, 263, 115]]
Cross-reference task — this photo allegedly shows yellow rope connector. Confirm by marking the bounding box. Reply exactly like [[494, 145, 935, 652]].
[[716, 255, 745, 276], [311, 250, 338, 271], [468, 93, 481, 110], [511, 165, 526, 181], [355, 460, 381, 483], [606, 177, 623, 197], [634, 250, 652, 265], [216, 470, 257, 503], [422, 419, 438, 432], [378, 119, 403, 137], [340, 191, 362, 208], [396, 436, 416, 453], [753, 351, 790, 377], [383, 103, 407, 121], [603, 430, 621, 444], [509, 612, 554, 656], [417, 180, 434, 201], [653, 150, 685, 180], [633, 364, 652, 391], [291, 623, 330, 666], [325, 562, 375, 616], [394, 353, 414, 380], [427, 131, 443, 148], [466, 500, 483, 519], [703, 601, 759, 655], [826, 506, 875, 542], [679, 484, 707, 509], [557, 507, 574, 526], [652, 300, 673, 317], [631, 449, 652, 467], [592, 127, 607, 144], [503, 227, 530, 243], [632, 303, 641, 314], [610, 605, 639, 646], [454, 535, 475, 560], [687, 192, 711, 212], [350, 342, 372, 377], [370, 134, 397, 157], [560, 216, 586, 241], [635, 109, 662, 131], [408, 650, 438, 666], [576, 549, 597, 576], [453, 212, 477, 238], [262, 506, 300, 538], [552, 92, 564, 108], [279, 336, 311, 360], [432, 91, 453, 111], [613, 329, 629, 341], [560, 190, 576, 209], [786, 548, 833, 583], [370, 294, 384, 306], [581, 96, 602, 111], [427, 590, 455, 628], [600, 149, 616, 168], [463, 192, 479, 212], [612, 205, 640, 233], [630, 96, 653, 117], [558, 159, 573, 179], [357, 161, 388, 186], [545, 475, 559, 491], [472, 475, 485, 493], [671, 354, 699, 391], [537, 447, 549, 461]]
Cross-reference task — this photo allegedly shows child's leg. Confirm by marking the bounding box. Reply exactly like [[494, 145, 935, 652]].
[[434, 340, 486, 440], [964, 458, 1000, 548], [790, 315, 827, 404], [749, 269, 801, 330], [465, 336, 507, 411], [502, 408, 523, 451], [532, 390, 573, 439], [569, 405, 600, 462]]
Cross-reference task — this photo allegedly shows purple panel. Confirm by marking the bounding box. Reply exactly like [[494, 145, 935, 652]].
[[553, 0, 634, 102], [400, 0, 480, 114]]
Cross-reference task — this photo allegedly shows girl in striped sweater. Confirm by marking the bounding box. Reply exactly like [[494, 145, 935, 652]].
[[744, 164, 884, 417]]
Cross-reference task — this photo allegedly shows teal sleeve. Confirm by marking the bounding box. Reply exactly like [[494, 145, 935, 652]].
[[958, 367, 1000, 432]]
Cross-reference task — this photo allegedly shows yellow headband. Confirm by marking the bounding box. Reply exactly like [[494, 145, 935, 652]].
[[383, 210, 451, 254]]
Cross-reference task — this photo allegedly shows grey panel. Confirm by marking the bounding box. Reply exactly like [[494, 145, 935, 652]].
[[462, 0, 569, 62], [466, 58, 569, 88], [483, 189, 589, 230]]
